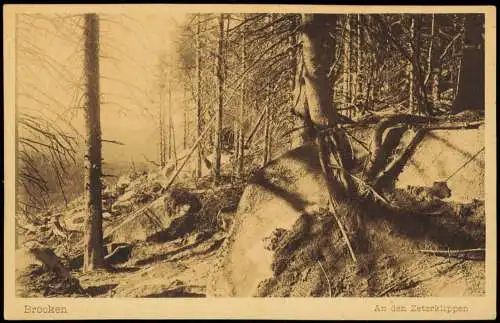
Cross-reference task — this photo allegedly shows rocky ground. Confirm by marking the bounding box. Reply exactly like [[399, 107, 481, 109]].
[[15, 116, 486, 298], [16, 166, 244, 298]]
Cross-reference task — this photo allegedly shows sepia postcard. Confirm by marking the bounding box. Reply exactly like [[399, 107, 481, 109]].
[[3, 4, 496, 320]]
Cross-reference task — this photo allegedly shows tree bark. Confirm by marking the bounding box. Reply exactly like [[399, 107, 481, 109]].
[[195, 14, 202, 178], [427, 14, 440, 109], [262, 86, 271, 166], [301, 14, 337, 127], [301, 14, 354, 199], [452, 15, 465, 102], [342, 15, 351, 111], [355, 14, 362, 108], [83, 13, 104, 271], [408, 16, 415, 113], [236, 15, 246, 178], [168, 82, 172, 160], [183, 88, 188, 150], [453, 14, 484, 113], [168, 84, 177, 168], [413, 15, 433, 116], [159, 86, 165, 167], [213, 14, 224, 185]]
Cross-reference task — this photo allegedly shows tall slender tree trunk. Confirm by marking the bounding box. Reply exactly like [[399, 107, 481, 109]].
[[169, 84, 177, 168], [342, 15, 351, 110], [213, 14, 224, 185], [159, 88, 165, 167], [83, 13, 104, 271], [355, 14, 362, 111], [236, 15, 246, 178], [452, 15, 465, 102], [408, 16, 415, 113], [412, 15, 433, 116], [262, 85, 271, 166], [427, 14, 440, 110], [167, 83, 172, 160], [453, 14, 484, 113], [183, 88, 188, 150], [262, 15, 274, 166], [349, 15, 356, 113], [195, 14, 202, 178]]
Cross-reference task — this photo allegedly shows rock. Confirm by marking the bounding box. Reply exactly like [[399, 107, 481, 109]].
[[396, 126, 484, 203], [111, 190, 136, 214], [115, 175, 132, 193], [206, 144, 330, 297], [207, 127, 486, 297], [104, 243, 133, 265], [68, 254, 83, 269], [162, 163, 176, 178], [104, 189, 202, 244]]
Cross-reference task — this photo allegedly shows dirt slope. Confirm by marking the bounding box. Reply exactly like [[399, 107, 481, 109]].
[[206, 127, 485, 297]]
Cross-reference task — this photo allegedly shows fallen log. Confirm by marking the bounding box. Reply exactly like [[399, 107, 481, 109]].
[[29, 246, 72, 280]]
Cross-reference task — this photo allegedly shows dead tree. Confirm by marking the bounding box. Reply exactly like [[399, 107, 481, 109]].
[[426, 14, 440, 110], [236, 15, 247, 178], [213, 14, 224, 185], [342, 15, 351, 110], [83, 13, 105, 271], [408, 16, 415, 113], [159, 82, 166, 167], [195, 14, 203, 178], [262, 85, 271, 166]]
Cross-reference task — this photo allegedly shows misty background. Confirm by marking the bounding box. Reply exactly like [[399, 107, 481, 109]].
[[17, 13, 189, 170]]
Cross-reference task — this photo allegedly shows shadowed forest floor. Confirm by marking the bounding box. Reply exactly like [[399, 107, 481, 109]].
[[16, 121, 486, 298]]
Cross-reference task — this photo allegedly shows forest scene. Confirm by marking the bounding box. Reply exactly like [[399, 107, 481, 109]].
[[14, 11, 487, 298]]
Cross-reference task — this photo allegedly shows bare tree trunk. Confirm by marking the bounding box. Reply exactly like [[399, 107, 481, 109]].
[[167, 83, 172, 160], [83, 13, 104, 271], [355, 14, 362, 108], [453, 14, 484, 113], [169, 84, 177, 168], [342, 15, 351, 110], [236, 15, 246, 178], [262, 15, 274, 167], [408, 16, 415, 113], [213, 14, 224, 185], [262, 86, 271, 166], [183, 88, 188, 150], [195, 14, 202, 178], [427, 14, 440, 109], [349, 15, 356, 113], [412, 15, 433, 116], [453, 15, 465, 102], [159, 88, 165, 167]]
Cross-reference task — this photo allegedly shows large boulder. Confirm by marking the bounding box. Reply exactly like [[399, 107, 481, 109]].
[[206, 125, 486, 296], [104, 188, 202, 244], [206, 144, 330, 297], [395, 125, 485, 203]]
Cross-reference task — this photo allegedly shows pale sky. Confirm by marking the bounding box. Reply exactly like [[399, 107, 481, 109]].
[[17, 12, 191, 166]]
